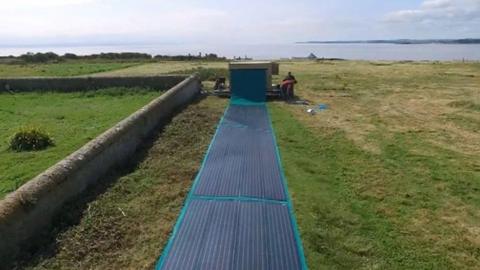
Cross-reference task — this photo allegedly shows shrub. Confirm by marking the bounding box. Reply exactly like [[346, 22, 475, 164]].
[[63, 53, 79, 59], [154, 53, 226, 61], [10, 127, 54, 152], [19, 52, 60, 63]]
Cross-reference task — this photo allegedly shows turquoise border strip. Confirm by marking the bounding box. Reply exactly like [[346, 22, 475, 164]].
[[154, 105, 229, 270], [191, 195, 288, 206], [230, 98, 266, 106], [266, 104, 309, 270]]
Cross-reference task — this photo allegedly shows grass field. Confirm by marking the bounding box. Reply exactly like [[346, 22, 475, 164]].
[[6, 60, 480, 269], [19, 96, 227, 270], [93, 61, 227, 77], [0, 61, 141, 77], [270, 60, 480, 269], [0, 89, 163, 198]]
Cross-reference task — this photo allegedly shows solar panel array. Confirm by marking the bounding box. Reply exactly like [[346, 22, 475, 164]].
[[156, 104, 307, 270]]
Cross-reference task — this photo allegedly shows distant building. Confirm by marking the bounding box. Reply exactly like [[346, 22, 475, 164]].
[[291, 53, 318, 60]]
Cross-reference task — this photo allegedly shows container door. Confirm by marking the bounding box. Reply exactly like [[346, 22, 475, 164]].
[[230, 69, 267, 104]]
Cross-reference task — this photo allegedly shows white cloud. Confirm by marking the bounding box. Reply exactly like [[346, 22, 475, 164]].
[[0, 0, 478, 47], [0, 4, 231, 44], [381, 0, 480, 38], [421, 0, 451, 9], [384, 0, 480, 23]]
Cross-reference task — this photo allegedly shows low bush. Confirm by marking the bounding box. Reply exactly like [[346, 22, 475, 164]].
[[10, 127, 54, 152], [20, 52, 61, 63]]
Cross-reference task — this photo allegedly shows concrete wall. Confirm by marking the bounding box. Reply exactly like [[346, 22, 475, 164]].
[[0, 75, 186, 92], [0, 75, 201, 264]]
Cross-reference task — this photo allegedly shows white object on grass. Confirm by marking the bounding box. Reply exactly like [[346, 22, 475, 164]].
[[307, 108, 316, 115]]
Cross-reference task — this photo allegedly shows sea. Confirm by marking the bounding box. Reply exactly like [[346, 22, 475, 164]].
[[1, 43, 480, 61]]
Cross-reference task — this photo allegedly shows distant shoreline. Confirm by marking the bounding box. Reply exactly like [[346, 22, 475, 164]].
[[1, 43, 479, 61], [297, 39, 480, 45]]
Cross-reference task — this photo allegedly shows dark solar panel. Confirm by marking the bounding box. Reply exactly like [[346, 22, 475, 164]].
[[159, 199, 302, 270], [156, 104, 306, 270], [193, 105, 286, 200]]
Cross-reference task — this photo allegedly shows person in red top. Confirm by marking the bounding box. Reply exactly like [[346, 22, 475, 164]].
[[281, 72, 297, 100]]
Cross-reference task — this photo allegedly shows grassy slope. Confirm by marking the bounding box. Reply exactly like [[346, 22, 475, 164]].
[[0, 61, 142, 77], [270, 60, 480, 269], [23, 96, 227, 270], [0, 89, 162, 198], [93, 61, 228, 77], [94, 61, 229, 90]]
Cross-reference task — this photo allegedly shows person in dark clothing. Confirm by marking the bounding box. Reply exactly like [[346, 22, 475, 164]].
[[281, 72, 297, 100], [213, 77, 226, 90], [284, 72, 297, 83]]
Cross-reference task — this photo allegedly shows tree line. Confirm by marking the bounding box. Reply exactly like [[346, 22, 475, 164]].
[[7, 52, 226, 63]]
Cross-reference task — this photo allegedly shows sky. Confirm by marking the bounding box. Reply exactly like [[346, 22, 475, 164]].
[[0, 0, 479, 46]]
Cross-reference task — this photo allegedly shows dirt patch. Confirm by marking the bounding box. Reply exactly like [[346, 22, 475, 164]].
[[17, 96, 227, 270]]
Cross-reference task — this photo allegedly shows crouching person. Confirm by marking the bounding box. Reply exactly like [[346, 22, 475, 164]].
[[281, 72, 297, 101]]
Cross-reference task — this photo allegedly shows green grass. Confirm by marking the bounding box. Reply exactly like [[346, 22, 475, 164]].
[[449, 100, 480, 112], [0, 61, 142, 77], [268, 60, 480, 269], [167, 67, 229, 81], [0, 89, 163, 198], [5, 60, 479, 269], [93, 61, 228, 77], [270, 104, 480, 269], [21, 97, 227, 270]]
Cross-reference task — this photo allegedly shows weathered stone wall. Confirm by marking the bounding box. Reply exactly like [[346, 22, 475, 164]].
[[0, 75, 186, 92], [0, 75, 201, 264]]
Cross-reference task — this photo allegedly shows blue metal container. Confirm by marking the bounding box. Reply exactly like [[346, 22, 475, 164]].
[[229, 62, 278, 104], [230, 68, 267, 103]]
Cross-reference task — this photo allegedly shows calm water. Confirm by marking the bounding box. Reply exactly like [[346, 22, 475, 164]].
[[1, 43, 480, 61]]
